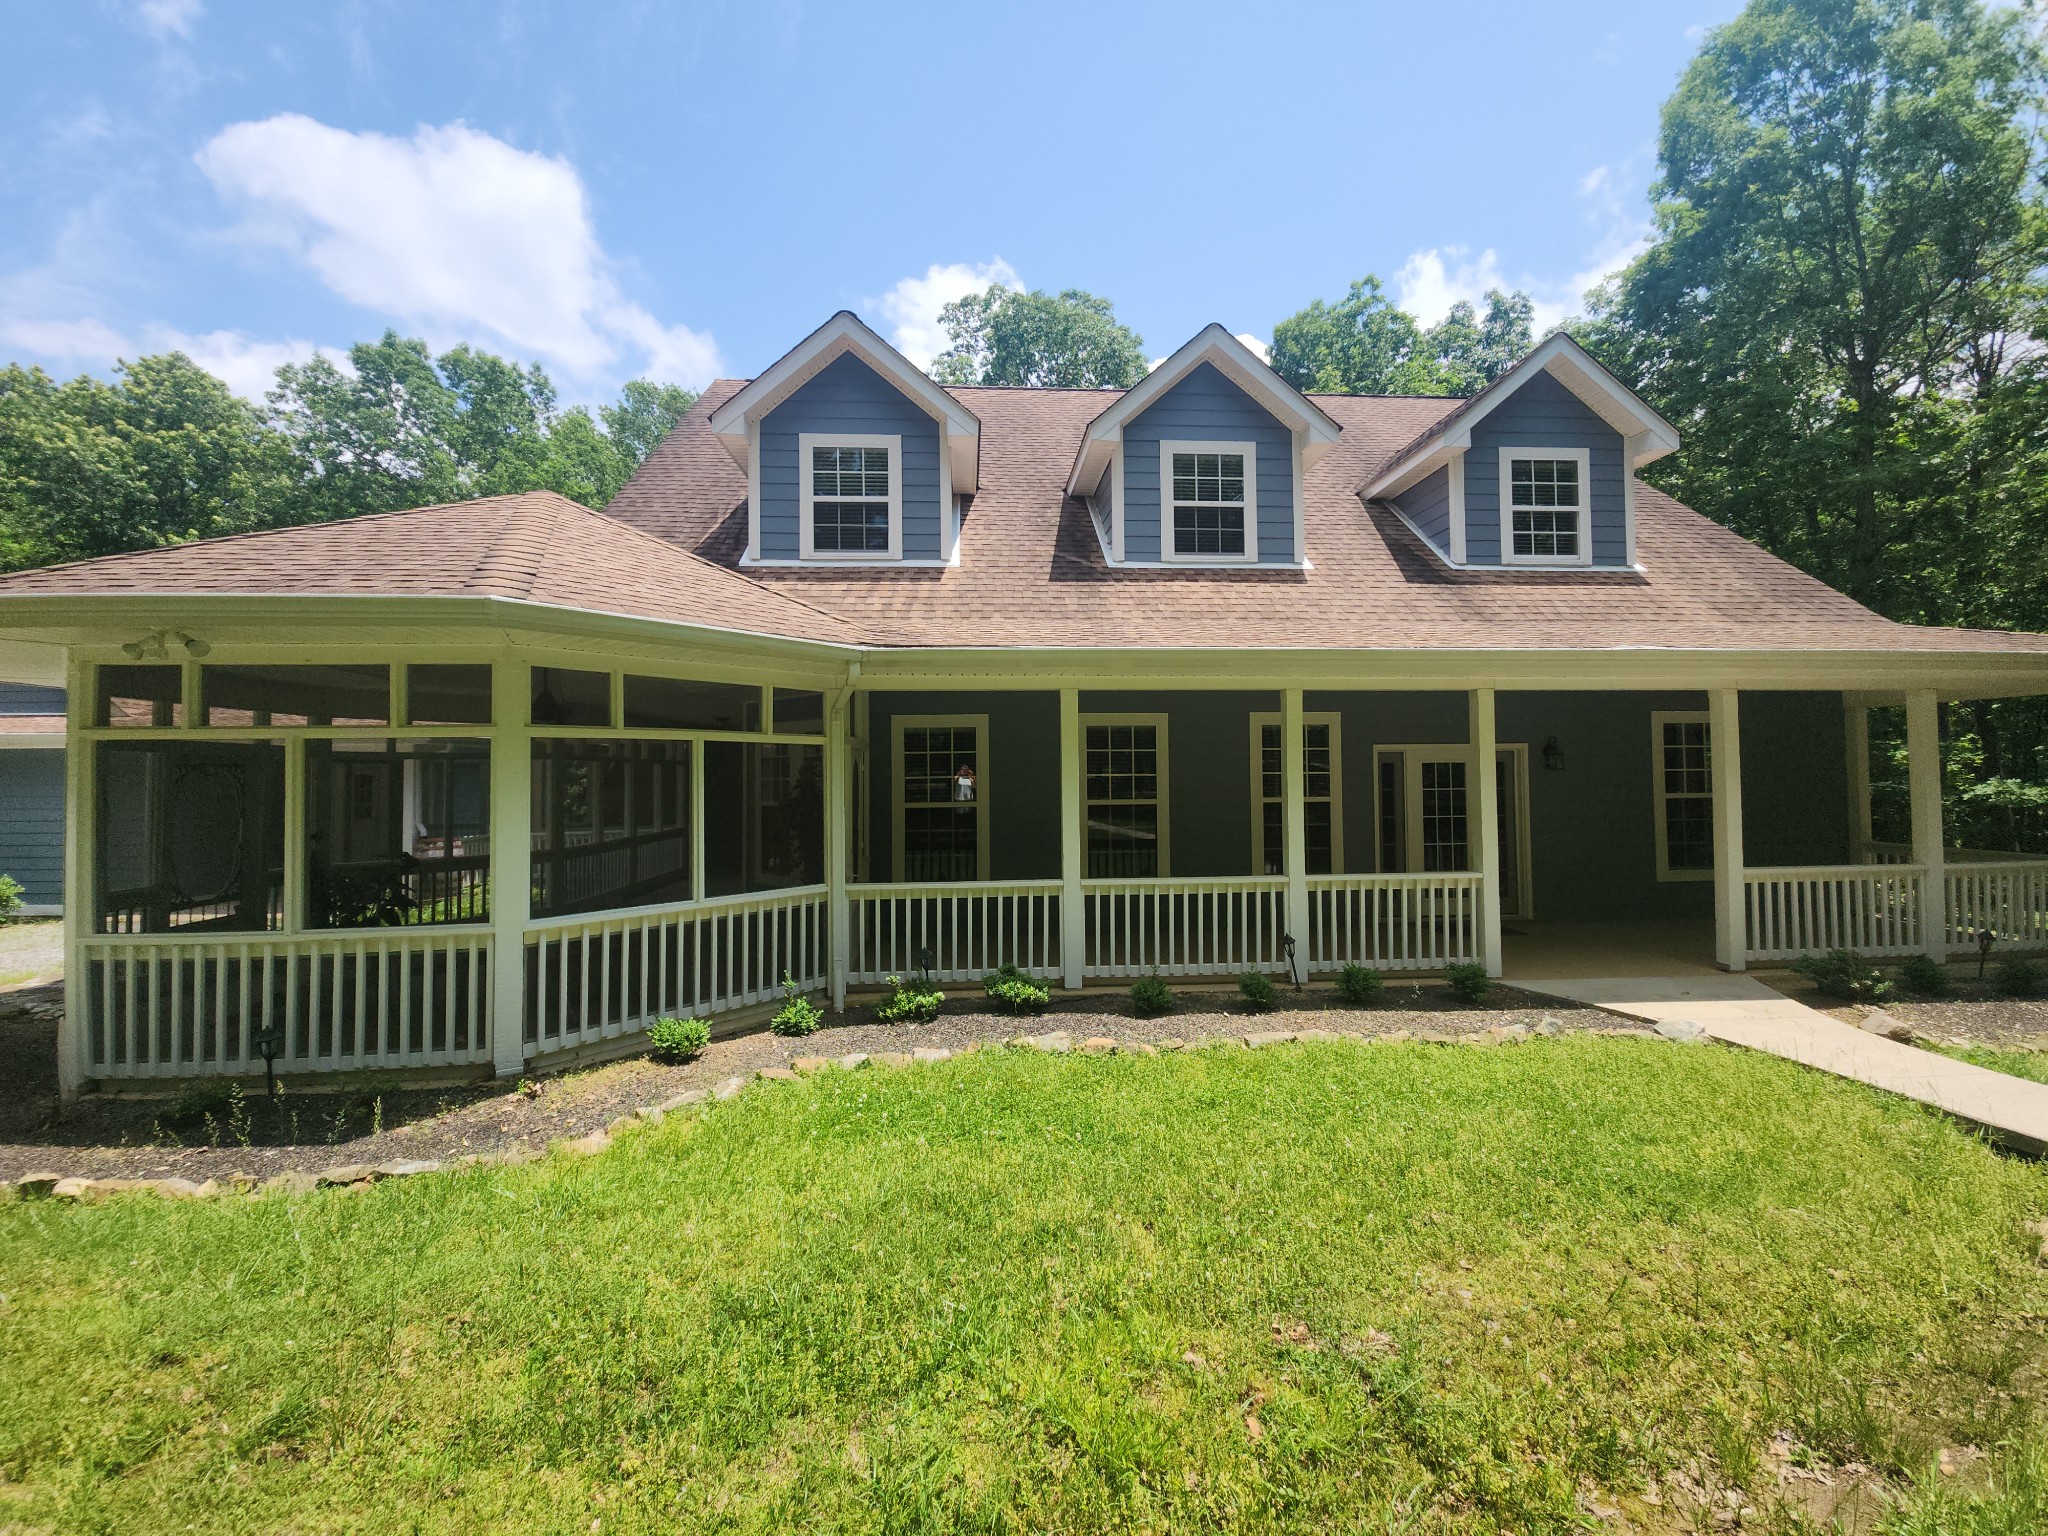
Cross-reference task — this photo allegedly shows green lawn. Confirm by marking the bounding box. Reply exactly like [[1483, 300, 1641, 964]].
[[1929, 1043, 2048, 1086], [4, 1038, 2047, 1534]]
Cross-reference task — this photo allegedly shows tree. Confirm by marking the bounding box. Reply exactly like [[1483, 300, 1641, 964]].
[[929, 287, 1147, 388], [1269, 277, 1537, 395], [1585, 0, 2048, 849], [1421, 290, 1536, 394]]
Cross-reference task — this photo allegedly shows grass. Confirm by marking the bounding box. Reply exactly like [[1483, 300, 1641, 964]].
[[3, 1038, 2047, 1534], [0, 916, 62, 988], [1928, 1043, 2048, 1086]]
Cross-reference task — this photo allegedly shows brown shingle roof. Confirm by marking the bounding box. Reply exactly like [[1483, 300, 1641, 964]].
[[0, 491, 871, 645], [601, 382, 2048, 655]]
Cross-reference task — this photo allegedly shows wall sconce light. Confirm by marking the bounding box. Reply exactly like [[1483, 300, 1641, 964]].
[[120, 629, 209, 660], [1542, 736, 1565, 772]]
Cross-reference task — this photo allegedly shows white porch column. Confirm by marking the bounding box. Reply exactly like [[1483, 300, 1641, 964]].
[[1059, 687, 1085, 990], [826, 684, 852, 1010], [1710, 687, 1747, 971], [1280, 688, 1310, 977], [488, 660, 532, 1077], [1467, 688, 1504, 977], [58, 652, 93, 1096], [1906, 689, 1947, 958], [1844, 698, 1872, 862]]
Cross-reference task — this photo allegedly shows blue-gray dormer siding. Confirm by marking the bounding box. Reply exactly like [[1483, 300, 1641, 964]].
[[1464, 371, 1627, 566], [1121, 363, 1297, 564], [1389, 465, 1453, 560], [756, 352, 944, 561]]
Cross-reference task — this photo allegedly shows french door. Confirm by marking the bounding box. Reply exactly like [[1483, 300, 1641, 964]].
[[1376, 745, 1532, 919]]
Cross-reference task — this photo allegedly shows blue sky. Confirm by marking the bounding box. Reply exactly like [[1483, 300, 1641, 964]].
[[1, 0, 1739, 403]]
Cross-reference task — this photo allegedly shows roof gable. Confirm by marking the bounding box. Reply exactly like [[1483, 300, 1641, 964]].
[[707, 310, 981, 493], [1067, 324, 1342, 495]]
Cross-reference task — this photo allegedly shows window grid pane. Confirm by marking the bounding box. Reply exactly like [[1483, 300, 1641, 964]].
[[1419, 759, 1469, 872], [1508, 457, 1583, 558], [1086, 723, 1161, 877], [1170, 449, 1247, 556], [1257, 719, 1337, 877], [1658, 720, 1714, 873], [812, 444, 891, 552]]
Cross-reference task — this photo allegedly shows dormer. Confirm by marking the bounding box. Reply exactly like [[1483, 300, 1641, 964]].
[[1068, 325, 1343, 569], [1361, 332, 1679, 571], [709, 312, 981, 567]]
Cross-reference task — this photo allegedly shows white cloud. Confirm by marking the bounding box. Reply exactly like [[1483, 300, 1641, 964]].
[[873, 258, 1021, 368], [194, 114, 721, 387], [1234, 333, 1270, 364], [135, 0, 202, 39], [0, 311, 343, 399]]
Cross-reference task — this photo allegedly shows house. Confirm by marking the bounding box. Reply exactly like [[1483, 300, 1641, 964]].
[[0, 682, 65, 916], [2, 312, 2045, 1093]]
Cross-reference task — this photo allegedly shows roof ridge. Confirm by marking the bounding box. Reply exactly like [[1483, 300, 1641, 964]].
[[467, 493, 580, 599]]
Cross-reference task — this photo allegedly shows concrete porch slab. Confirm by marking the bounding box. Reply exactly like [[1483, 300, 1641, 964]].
[[1519, 973, 2048, 1156]]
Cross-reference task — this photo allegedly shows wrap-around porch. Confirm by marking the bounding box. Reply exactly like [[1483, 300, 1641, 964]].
[[56, 650, 2048, 1089]]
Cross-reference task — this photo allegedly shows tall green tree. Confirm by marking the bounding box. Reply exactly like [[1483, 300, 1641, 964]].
[[1421, 290, 1536, 394], [1586, 0, 2048, 849], [929, 287, 1147, 388], [1270, 277, 1537, 395]]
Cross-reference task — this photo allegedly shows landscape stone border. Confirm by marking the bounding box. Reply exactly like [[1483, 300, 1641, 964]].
[[1, 1017, 1690, 1205]]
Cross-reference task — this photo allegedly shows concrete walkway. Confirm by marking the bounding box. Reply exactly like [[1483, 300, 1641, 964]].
[[1518, 973, 2048, 1155]]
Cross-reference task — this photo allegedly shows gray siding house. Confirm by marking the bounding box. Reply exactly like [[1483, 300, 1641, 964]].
[[2, 310, 2045, 1091], [0, 682, 65, 914]]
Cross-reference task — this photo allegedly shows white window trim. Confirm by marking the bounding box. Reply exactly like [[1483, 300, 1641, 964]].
[[1248, 711, 1343, 876], [892, 713, 990, 882], [1651, 710, 1715, 883], [1158, 439, 1258, 565], [798, 431, 902, 562], [1498, 446, 1592, 568], [1080, 712, 1171, 877], [1372, 742, 1535, 919]]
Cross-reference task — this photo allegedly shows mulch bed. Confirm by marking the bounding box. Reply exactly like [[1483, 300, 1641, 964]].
[[1762, 970, 2048, 1045], [0, 979, 1614, 1182]]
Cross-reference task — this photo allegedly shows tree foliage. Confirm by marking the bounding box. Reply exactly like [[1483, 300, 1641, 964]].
[[1269, 277, 1535, 396], [0, 334, 695, 571], [929, 286, 1147, 388], [1584, 0, 2048, 850]]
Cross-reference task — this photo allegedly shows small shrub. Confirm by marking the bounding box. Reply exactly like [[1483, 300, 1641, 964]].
[[878, 975, 945, 1025], [0, 873, 21, 926], [1790, 948, 1893, 1002], [648, 1014, 711, 1063], [1335, 964, 1384, 1006], [1996, 956, 2047, 999], [1130, 972, 1175, 1017], [1238, 971, 1277, 1013], [982, 963, 1050, 1015], [1897, 953, 1952, 997], [769, 972, 826, 1036], [1444, 962, 1493, 1005]]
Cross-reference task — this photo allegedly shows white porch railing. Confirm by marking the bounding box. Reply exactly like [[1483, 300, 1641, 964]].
[[1743, 864, 1927, 961], [79, 928, 493, 1077], [1081, 876, 1289, 977], [1946, 861, 2048, 953], [1306, 873, 1482, 972], [523, 885, 828, 1057], [848, 881, 1062, 984]]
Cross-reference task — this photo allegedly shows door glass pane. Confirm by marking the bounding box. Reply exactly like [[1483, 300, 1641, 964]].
[[1377, 755, 1403, 872], [1495, 754, 1522, 917], [1420, 760, 1468, 872]]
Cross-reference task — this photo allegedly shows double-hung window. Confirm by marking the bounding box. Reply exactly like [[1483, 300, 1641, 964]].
[[799, 433, 900, 560], [1162, 441, 1255, 561], [1500, 447, 1590, 565], [1652, 712, 1714, 880], [1251, 713, 1341, 875], [1083, 716, 1168, 876], [894, 716, 987, 881]]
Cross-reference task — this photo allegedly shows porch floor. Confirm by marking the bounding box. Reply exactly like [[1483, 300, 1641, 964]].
[[1499, 919, 1719, 980]]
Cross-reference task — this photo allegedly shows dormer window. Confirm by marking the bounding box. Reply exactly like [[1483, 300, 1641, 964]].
[[1501, 448, 1590, 566], [1163, 440, 1257, 562], [800, 433, 901, 560]]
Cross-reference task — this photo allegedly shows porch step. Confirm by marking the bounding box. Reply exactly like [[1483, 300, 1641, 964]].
[[1512, 973, 2048, 1156]]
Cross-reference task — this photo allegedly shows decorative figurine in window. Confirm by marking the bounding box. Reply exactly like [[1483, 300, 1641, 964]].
[[952, 763, 977, 803]]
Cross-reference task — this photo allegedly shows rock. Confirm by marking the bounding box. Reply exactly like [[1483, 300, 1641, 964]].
[[261, 1171, 318, 1196], [154, 1178, 208, 1199], [792, 1056, 831, 1073], [634, 1106, 666, 1126], [1156, 1037, 1187, 1051], [225, 1172, 260, 1190], [1244, 1030, 1297, 1049], [954, 1041, 982, 1055], [1379, 1028, 1413, 1043], [557, 1130, 611, 1156], [757, 1066, 799, 1083], [1079, 1037, 1117, 1054], [1414, 1029, 1452, 1044], [658, 1089, 708, 1111], [50, 1177, 91, 1200], [837, 1053, 870, 1071], [1489, 1023, 1530, 1042], [1461, 1031, 1499, 1046], [912, 1047, 952, 1063], [1653, 1018, 1708, 1043], [372, 1160, 442, 1179], [497, 1144, 542, 1165], [713, 1076, 746, 1100], [1124, 1041, 1158, 1056], [872, 1051, 913, 1069], [1533, 1019, 1562, 1037], [1859, 1010, 1913, 1043], [1015, 1031, 1072, 1053], [10, 1171, 62, 1199], [87, 1178, 156, 1199], [1295, 1028, 1339, 1042], [606, 1116, 640, 1137], [317, 1164, 378, 1187]]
